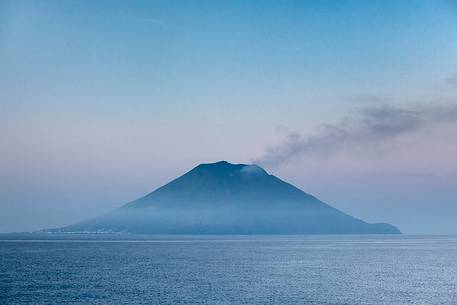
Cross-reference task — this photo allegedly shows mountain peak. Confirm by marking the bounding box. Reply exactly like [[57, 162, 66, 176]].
[[54, 161, 401, 234], [195, 160, 245, 169], [191, 161, 268, 176]]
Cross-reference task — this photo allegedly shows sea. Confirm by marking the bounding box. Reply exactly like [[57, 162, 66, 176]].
[[1, 234, 456, 305]]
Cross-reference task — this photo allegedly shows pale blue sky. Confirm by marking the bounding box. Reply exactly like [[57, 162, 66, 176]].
[[1, 0, 457, 233]]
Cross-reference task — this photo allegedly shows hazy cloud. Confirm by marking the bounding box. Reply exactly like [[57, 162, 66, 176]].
[[349, 94, 391, 104], [255, 103, 457, 168], [446, 74, 457, 86]]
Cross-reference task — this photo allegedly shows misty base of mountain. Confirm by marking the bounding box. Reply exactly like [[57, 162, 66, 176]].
[[50, 161, 400, 234]]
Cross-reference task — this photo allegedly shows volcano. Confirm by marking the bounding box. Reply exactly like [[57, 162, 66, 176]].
[[52, 161, 400, 234]]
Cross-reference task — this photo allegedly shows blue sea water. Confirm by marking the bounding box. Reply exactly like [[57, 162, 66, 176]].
[[1, 235, 457, 305]]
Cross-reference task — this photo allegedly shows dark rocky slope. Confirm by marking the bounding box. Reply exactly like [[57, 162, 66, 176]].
[[53, 161, 400, 234]]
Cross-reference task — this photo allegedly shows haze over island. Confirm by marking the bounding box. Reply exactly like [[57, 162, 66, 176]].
[[1, 0, 457, 234], [49, 161, 400, 234]]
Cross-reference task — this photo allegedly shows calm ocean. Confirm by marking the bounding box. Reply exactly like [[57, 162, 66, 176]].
[[1, 235, 456, 305]]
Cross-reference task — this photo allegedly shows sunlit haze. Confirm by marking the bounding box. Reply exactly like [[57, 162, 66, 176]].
[[2, 0, 457, 233]]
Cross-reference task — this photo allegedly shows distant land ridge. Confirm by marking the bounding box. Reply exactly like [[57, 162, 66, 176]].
[[49, 161, 401, 234]]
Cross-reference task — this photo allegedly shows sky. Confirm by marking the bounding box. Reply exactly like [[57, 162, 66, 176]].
[[1, 0, 457, 234]]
